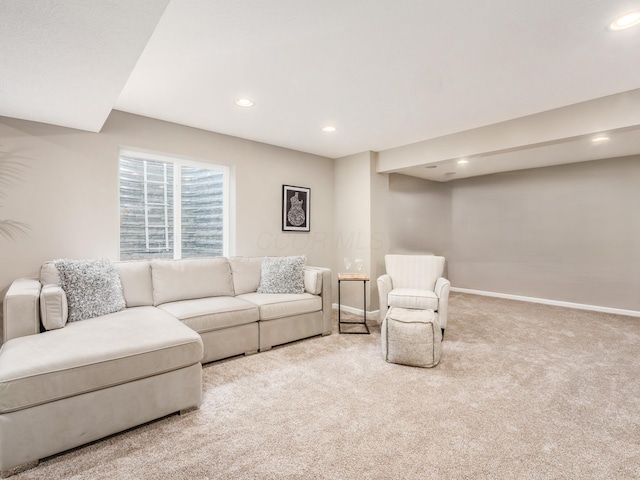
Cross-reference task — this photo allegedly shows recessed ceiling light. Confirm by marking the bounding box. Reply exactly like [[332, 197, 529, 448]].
[[235, 98, 254, 107], [592, 135, 610, 143], [322, 126, 336, 132], [457, 159, 469, 164], [610, 11, 640, 30]]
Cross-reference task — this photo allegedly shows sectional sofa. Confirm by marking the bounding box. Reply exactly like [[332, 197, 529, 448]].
[[0, 256, 332, 477]]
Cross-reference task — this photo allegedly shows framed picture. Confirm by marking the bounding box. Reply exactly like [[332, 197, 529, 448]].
[[282, 185, 310, 232]]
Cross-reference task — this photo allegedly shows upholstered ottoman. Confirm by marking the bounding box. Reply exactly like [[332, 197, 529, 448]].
[[381, 307, 442, 367]]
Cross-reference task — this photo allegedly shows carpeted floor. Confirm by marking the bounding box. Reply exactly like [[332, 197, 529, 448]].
[[13, 293, 640, 479]]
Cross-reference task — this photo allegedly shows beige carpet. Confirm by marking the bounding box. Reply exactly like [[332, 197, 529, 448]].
[[13, 293, 640, 479]]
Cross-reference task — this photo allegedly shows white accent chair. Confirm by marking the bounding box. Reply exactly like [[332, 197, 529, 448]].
[[377, 254, 451, 336]]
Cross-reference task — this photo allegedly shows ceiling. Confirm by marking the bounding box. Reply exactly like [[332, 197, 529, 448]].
[[2, 0, 640, 181]]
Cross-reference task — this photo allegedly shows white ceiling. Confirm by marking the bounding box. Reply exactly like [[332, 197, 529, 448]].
[[2, 0, 640, 180], [0, 0, 170, 132]]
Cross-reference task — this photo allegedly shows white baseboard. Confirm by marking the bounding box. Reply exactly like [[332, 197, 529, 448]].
[[333, 304, 381, 321], [451, 287, 640, 318], [333, 291, 640, 320]]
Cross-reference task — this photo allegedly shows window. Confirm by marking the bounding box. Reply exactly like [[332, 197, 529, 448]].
[[119, 151, 229, 260]]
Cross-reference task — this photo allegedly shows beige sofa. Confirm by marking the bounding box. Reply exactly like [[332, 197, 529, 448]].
[[0, 256, 332, 477]]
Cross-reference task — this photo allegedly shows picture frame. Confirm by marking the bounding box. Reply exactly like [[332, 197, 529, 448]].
[[282, 185, 310, 232]]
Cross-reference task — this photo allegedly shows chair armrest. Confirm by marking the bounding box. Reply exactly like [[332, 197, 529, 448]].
[[434, 277, 451, 330], [3, 278, 42, 344], [376, 274, 393, 323]]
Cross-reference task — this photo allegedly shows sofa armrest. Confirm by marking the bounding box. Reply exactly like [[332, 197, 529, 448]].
[[306, 266, 332, 334], [2, 278, 42, 344], [304, 267, 323, 295], [434, 277, 451, 330], [376, 274, 393, 323]]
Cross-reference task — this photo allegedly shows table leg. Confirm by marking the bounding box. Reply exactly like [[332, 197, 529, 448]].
[[338, 279, 341, 333], [363, 280, 370, 334]]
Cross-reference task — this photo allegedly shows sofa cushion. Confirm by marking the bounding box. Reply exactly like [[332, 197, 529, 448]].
[[158, 297, 259, 333], [114, 260, 154, 307], [229, 256, 263, 295], [40, 284, 68, 330], [237, 293, 322, 321], [0, 306, 203, 414], [54, 258, 126, 322], [150, 257, 235, 306], [257, 256, 306, 294], [387, 288, 439, 311]]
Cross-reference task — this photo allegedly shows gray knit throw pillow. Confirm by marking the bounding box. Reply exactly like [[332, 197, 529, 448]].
[[257, 256, 306, 294], [54, 258, 126, 322]]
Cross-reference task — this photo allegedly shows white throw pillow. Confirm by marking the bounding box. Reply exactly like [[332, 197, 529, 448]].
[[40, 284, 68, 330], [257, 256, 306, 294]]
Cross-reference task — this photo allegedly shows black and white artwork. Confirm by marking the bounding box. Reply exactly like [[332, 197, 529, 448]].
[[282, 185, 310, 232]]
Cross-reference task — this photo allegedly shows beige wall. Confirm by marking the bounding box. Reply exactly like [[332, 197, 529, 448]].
[[333, 152, 372, 310], [387, 174, 452, 260], [332, 151, 392, 313], [369, 153, 389, 311], [384, 157, 640, 312], [0, 111, 334, 299], [2, 110, 638, 318], [450, 156, 640, 311]]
